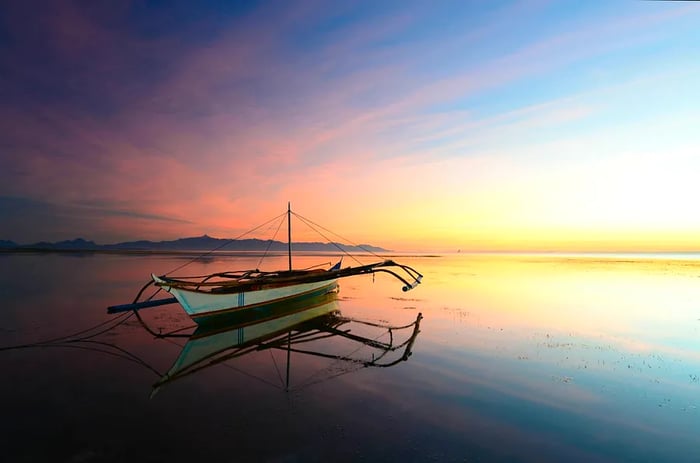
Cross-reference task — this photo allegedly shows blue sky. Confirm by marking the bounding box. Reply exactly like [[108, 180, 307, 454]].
[[1, 1, 699, 251]]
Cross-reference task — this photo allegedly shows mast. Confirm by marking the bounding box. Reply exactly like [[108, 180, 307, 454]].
[[287, 202, 292, 271]]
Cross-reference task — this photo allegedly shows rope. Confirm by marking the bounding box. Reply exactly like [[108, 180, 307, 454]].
[[0, 314, 163, 377], [269, 349, 285, 388], [158, 207, 388, 277], [0, 311, 133, 352], [163, 211, 287, 276], [292, 211, 385, 258], [257, 213, 286, 269], [73, 313, 135, 341], [20, 342, 162, 376], [291, 329, 390, 391], [290, 363, 366, 392], [291, 213, 365, 266], [133, 308, 162, 337], [218, 361, 284, 390], [69, 339, 163, 376]]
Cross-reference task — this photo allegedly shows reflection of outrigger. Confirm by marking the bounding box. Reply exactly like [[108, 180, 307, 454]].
[[150, 292, 423, 394]]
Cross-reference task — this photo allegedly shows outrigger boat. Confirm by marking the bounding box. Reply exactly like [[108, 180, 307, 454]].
[[108, 204, 422, 324]]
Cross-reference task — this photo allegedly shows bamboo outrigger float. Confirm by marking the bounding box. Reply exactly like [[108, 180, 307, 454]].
[[108, 204, 422, 324]]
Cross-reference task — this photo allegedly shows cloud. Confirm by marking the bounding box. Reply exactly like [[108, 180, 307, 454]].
[[1, 1, 699, 248], [0, 196, 193, 243]]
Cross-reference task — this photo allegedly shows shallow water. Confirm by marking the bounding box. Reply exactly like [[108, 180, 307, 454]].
[[1, 252, 699, 462]]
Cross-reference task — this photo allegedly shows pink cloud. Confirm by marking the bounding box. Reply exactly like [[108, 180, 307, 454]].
[[3, 1, 698, 246]]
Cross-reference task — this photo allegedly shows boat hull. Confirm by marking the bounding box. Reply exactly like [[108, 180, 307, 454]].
[[152, 275, 338, 324]]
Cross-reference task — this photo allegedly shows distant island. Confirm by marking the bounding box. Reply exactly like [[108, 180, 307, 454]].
[[0, 235, 389, 253]]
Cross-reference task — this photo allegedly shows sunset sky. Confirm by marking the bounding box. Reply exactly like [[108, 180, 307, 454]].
[[1, 1, 699, 252]]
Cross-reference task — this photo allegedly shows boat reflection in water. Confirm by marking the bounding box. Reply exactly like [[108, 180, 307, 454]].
[[148, 291, 423, 395]]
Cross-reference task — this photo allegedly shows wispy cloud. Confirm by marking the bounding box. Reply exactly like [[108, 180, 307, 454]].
[[0, 196, 194, 243]]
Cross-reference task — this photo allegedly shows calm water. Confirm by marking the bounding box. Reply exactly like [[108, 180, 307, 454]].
[[1, 252, 699, 462]]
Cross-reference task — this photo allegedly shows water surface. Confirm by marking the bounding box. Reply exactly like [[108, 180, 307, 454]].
[[1, 252, 699, 462]]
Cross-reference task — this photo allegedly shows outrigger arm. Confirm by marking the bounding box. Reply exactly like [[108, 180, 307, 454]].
[[107, 260, 422, 314], [331, 260, 423, 292]]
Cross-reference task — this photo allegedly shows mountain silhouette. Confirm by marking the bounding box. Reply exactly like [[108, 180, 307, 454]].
[[0, 235, 389, 253]]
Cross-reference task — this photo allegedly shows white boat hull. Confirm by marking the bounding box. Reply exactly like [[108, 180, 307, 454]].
[[152, 275, 338, 322]]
